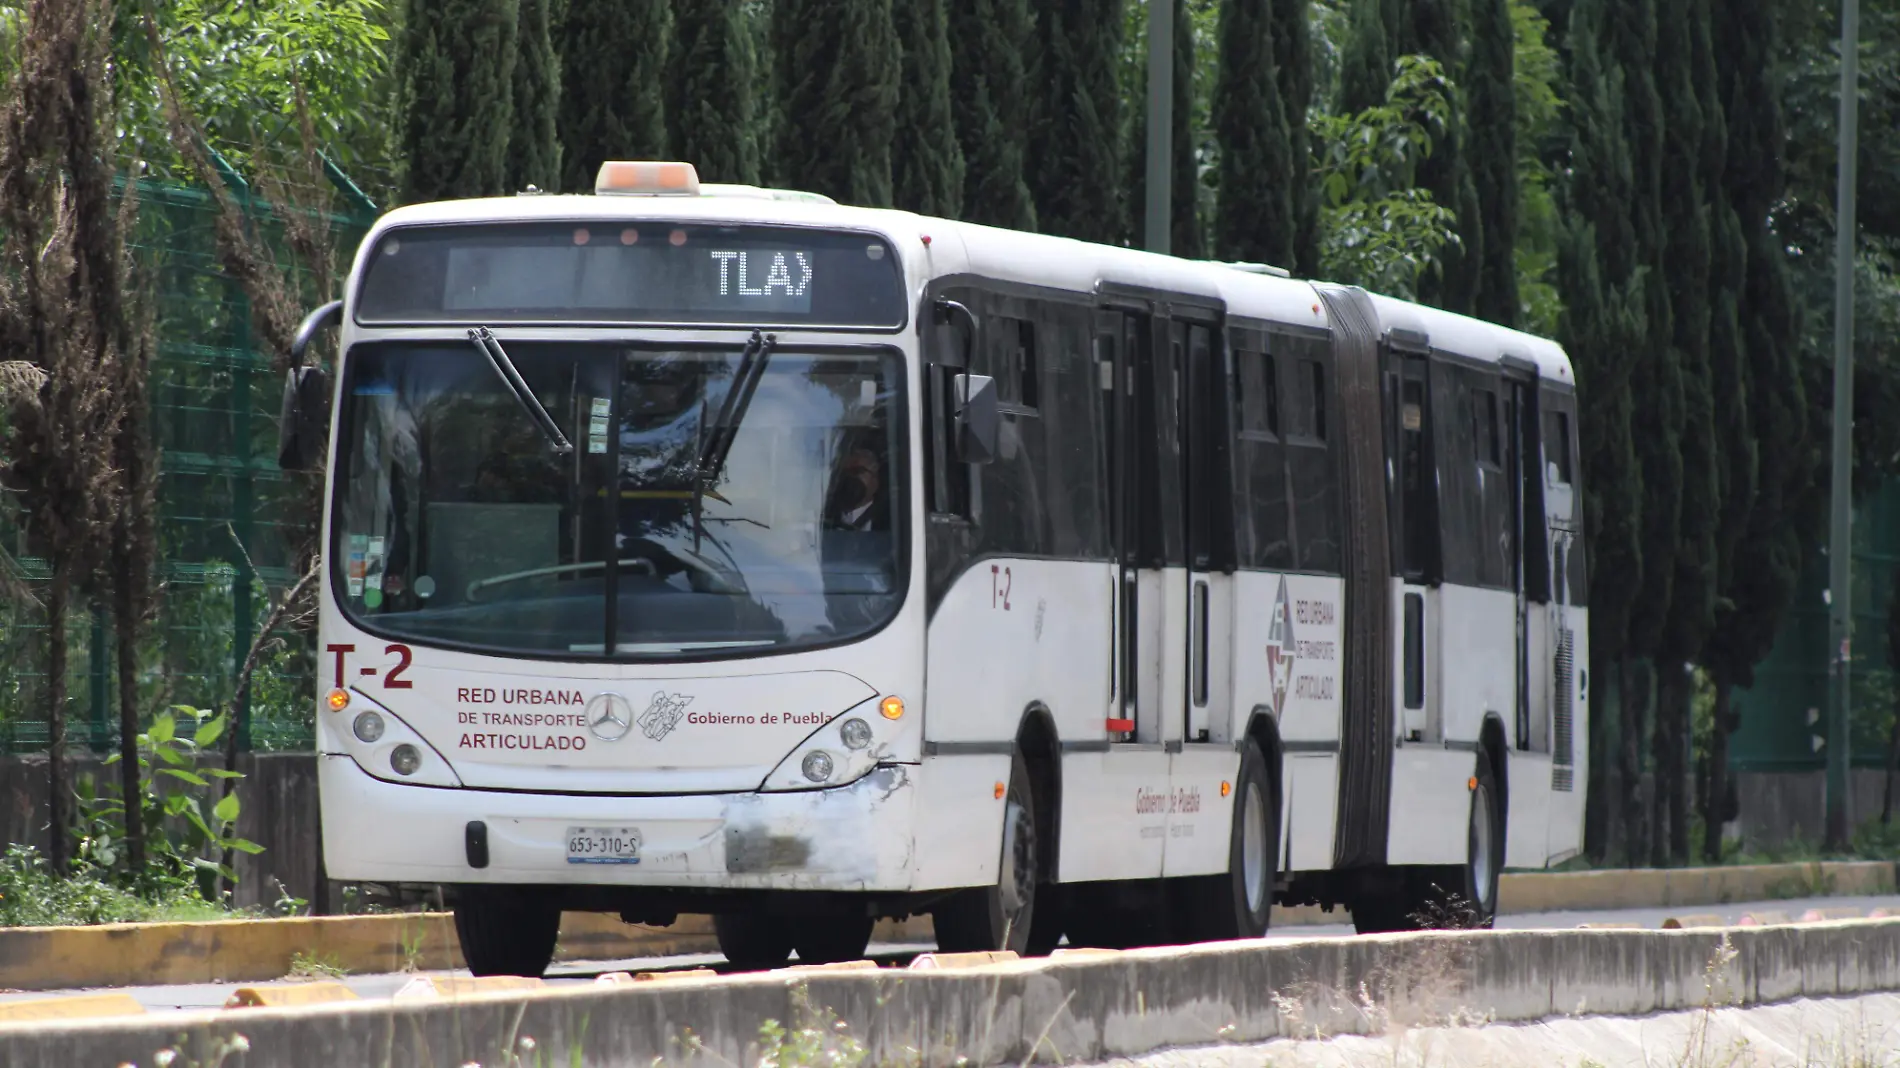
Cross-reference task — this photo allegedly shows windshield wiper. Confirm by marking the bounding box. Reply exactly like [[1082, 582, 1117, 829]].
[[468, 327, 574, 455], [690, 331, 775, 551]]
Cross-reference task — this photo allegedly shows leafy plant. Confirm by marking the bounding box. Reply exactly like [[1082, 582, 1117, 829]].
[[83, 705, 263, 890], [1308, 55, 1464, 297]]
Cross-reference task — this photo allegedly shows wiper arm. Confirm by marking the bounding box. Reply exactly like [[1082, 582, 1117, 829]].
[[691, 330, 775, 552], [468, 327, 574, 455]]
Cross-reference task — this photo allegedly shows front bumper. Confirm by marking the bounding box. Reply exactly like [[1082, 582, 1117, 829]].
[[319, 754, 919, 891]]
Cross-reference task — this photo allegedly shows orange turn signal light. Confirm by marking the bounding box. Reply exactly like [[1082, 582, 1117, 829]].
[[326, 689, 351, 712], [993, 782, 1006, 800], [879, 695, 905, 720], [1220, 781, 1232, 798], [1468, 776, 1479, 791]]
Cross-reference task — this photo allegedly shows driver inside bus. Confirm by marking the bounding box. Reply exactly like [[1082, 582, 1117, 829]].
[[825, 447, 886, 532]]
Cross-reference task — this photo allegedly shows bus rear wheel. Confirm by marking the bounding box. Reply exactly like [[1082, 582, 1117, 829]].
[[932, 752, 1040, 955], [1184, 738, 1278, 942], [714, 912, 794, 969], [453, 886, 560, 977]]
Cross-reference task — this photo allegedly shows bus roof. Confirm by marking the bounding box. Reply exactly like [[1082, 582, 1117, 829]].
[[366, 191, 1573, 386]]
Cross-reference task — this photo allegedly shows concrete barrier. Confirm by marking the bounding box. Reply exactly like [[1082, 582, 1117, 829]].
[[0, 860, 1885, 994], [8, 919, 1900, 1066]]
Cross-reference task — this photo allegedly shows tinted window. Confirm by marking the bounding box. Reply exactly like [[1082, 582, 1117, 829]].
[[1284, 337, 1341, 574], [1232, 340, 1294, 570]]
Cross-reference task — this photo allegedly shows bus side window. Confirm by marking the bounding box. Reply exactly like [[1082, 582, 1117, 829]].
[[1232, 338, 1294, 571], [1285, 340, 1341, 574]]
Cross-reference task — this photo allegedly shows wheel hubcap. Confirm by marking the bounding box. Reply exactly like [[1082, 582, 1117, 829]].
[[1241, 782, 1269, 914], [1470, 782, 1496, 910], [1000, 798, 1035, 918]]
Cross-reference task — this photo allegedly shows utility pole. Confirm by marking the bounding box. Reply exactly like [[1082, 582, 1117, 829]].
[[1144, 0, 1174, 255], [1826, 0, 1861, 851]]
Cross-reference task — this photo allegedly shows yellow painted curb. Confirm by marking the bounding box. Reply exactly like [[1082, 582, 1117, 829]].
[[1660, 914, 1727, 929], [909, 950, 1019, 970], [0, 993, 144, 1023], [225, 982, 360, 1009], [1496, 861, 1895, 914], [392, 975, 545, 1000]]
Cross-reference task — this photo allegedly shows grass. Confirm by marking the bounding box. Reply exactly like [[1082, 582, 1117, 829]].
[[285, 950, 347, 981], [0, 845, 244, 927]]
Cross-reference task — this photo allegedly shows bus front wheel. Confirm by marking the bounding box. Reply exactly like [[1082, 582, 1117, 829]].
[[932, 752, 1040, 955], [453, 886, 560, 977], [1185, 738, 1278, 942]]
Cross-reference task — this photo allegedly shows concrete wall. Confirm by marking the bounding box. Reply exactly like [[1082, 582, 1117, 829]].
[[1733, 768, 1900, 850], [8, 921, 1900, 1066]]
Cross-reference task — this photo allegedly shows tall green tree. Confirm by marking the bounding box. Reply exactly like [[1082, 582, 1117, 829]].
[[772, 0, 899, 205], [1652, 0, 1718, 866], [1271, 0, 1319, 275], [1337, 0, 1394, 115], [1556, 0, 1647, 864], [669, 0, 760, 184], [507, 0, 560, 192], [558, 0, 669, 194], [1404, 0, 1481, 316], [1033, 0, 1128, 243], [1213, 0, 1294, 266], [1467, 0, 1518, 325], [891, 0, 964, 216], [397, 0, 519, 203], [949, 0, 1038, 229]]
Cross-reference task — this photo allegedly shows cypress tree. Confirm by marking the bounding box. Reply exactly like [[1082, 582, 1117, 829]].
[[1467, 0, 1518, 326], [1702, 0, 1805, 859], [1556, 0, 1647, 864], [1653, 0, 1719, 865], [397, 0, 520, 203], [1032, 0, 1128, 243], [1270, 0, 1319, 276], [1213, 0, 1295, 267], [772, 0, 900, 206], [891, 0, 965, 216], [1405, 0, 1480, 316], [507, 0, 560, 193], [1337, 0, 1392, 118], [949, 0, 1038, 229], [669, 0, 761, 185], [558, 0, 669, 194]]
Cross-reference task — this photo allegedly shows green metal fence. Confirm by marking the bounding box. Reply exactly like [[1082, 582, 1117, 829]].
[[0, 169, 375, 754]]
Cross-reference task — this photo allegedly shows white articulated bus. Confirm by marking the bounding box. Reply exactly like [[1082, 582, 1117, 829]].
[[281, 161, 1588, 975]]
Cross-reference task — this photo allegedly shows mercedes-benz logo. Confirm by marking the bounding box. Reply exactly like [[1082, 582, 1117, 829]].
[[586, 692, 634, 742]]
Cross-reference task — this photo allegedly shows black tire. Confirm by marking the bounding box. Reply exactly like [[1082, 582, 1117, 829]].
[[933, 752, 1040, 954], [1459, 754, 1503, 929], [1184, 738, 1279, 942], [792, 915, 876, 964], [453, 886, 560, 977], [714, 912, 795, 969]]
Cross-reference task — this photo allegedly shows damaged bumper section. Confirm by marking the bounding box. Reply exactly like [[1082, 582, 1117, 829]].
[[319, 755, 918, 891]]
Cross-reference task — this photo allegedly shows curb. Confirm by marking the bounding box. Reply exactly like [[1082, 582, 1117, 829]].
[[11, 917, 1900, 1065], [0, 860, 1887, 993]]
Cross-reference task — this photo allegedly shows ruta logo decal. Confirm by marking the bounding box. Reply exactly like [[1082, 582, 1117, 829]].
[[636, 692, 695, 741], [1265, 576, 1296, 716]]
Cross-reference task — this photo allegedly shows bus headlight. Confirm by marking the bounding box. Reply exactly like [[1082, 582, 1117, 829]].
[[390, 744, 422, 776], [759, 697, 898, 792], [322, 692, 462, 789], [801, 750, 835, 782], [352, 711, 386, 743]]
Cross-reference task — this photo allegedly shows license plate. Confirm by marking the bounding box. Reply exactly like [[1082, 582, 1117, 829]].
[[566, 826, 642, 865]]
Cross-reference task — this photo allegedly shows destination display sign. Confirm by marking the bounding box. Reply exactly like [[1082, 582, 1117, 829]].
[[355, 222, 905, 327]]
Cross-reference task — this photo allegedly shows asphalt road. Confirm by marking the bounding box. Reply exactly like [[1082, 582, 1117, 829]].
[[3, 892, 1894, 1014]]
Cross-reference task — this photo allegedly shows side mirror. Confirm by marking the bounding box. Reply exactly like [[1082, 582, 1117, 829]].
[[277, 364, 331, 471], [954, 373, 999, 464], [278, 300, 343, 472]]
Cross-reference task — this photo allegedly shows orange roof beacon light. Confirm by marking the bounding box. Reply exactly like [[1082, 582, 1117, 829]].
[[595, 161, 701, 197]]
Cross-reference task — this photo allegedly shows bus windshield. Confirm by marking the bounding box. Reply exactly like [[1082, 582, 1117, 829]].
[[331, 340, 905, 659]]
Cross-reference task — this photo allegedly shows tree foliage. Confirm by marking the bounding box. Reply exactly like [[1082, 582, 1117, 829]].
[[1033, 0, 1129, 243], [1213, 0, 1295, 267], [890, 0, 964, 216], [771, 0, 900, 206], [949, 0, 1038, 229], [558, 0, 669, 195], [397, 0, 519, 203], [670, 0, 760, 186], [507, 0, 560, 193]]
